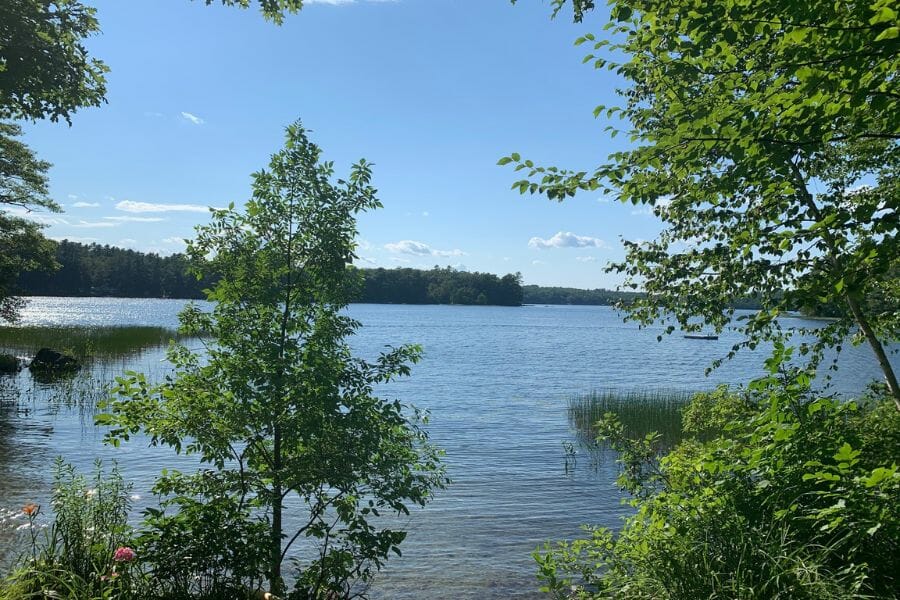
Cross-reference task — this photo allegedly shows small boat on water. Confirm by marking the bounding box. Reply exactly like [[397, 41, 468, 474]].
[[684, 334, 718, 340]]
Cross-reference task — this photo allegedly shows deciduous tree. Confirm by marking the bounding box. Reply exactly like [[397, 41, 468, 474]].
[[504, 0, 900, 404], [100, 122, 447, 597]]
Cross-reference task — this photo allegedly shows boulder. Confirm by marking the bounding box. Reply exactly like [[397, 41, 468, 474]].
[[0, 353, 20, 373], [29, 348, 80, 372]]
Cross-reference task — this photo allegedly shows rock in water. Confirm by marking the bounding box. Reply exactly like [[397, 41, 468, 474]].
[[30, 348, 80, 372], [0, 353, 20, 373]]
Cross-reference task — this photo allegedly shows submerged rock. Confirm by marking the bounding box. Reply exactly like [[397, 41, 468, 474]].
[[0, 353, 20, 373], [29, 348, 80, 373]]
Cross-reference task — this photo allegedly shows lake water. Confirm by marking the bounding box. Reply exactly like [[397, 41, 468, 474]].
[[0, 298, 893, 598]]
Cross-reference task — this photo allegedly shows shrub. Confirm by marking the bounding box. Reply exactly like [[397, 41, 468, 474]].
[[1, 460, 139, 599], [136, 470, 269, 600], [536, 377, 900, 599]]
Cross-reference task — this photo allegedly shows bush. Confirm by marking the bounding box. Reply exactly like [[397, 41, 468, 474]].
[[536, 377, 900, 599], [136, 470, 269, 600], [2, 460, 140, 599]]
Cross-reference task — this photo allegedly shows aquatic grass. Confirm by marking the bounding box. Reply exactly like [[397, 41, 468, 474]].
[[0, 326, 180, 361], [568, 388, 698, 448]]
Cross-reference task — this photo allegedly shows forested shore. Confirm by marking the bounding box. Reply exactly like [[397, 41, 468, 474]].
[[17, 241, 774, 309], [17, 240, 530, 305]]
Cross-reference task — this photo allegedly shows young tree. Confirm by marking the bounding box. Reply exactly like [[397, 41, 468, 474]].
[[101, 122, 447, 597], [504, 0, 900, 405]]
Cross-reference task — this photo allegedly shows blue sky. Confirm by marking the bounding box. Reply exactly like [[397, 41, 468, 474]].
[[19, 0, 666, 289]]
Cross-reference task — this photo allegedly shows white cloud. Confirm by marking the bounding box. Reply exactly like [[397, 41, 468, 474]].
[[104, 216, 166, 223], [67, 194, 79, 200], [528, 231, 606, 250], [117, 238, 138, 247], [384, 240, 465, 257], [180, 112, 205, 125], [162, 237, 187, 246], [72, 202, 100, 208], [422, 211, 430, 217], [532, 260, 546, 265], [575, 256, 598, 262], [116, 200, 212, 213], [73, 220, 119, 228]]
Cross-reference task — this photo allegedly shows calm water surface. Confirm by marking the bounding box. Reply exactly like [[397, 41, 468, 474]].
[[0, 298, 892, 598]]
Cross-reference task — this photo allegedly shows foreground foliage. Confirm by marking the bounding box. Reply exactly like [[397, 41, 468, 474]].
[[537, 374, 900, 599], [506, 0, 900, 403], [2, 461, 138, 600], [98, 122, 447, 598]]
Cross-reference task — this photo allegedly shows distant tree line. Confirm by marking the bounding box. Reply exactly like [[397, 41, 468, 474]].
[[16, 241, 526, 306], [522, 285, 641, 306], [18, 240, 205, 299], [523, 285, 769, 310], [360, 267, 523, 306]]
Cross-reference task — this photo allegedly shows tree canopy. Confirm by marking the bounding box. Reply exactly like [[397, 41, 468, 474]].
[[0, 0, 108, 123], [0, 122, 59, 321], [206, 0, 304, 23], [504, 0, 900, 403]]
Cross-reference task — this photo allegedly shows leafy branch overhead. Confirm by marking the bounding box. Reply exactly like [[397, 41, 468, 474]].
[[502, 0, 900, 403]]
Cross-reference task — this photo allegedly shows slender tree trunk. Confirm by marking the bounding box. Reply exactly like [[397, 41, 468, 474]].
[[270, 425, 284, 595], [789, 160, 900, 410], [844, 295, 900, 410]]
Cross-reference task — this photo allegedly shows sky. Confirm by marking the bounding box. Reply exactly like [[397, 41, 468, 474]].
[[18, 0, 668, 289]]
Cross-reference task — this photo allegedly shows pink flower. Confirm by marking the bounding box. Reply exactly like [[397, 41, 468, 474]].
[[113, 546, 136, 562]]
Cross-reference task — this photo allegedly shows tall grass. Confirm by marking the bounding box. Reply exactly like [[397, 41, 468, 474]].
[[0, 326, 179, 361], [568, 389, 697, 448]]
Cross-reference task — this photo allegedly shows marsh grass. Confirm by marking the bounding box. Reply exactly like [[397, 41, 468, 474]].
[[0, 326, 180, 412], [0, 326, 179, 361], [568, 389, 697, 449]]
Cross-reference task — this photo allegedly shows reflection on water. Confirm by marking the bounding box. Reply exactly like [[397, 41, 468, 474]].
[[0, 298, 896, 598]]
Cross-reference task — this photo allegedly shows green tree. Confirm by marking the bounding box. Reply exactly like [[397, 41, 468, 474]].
[[504, 0, 900, 405], [0, 0, 108, 123], [0, 0, 304, 124], [207, 0, 304, 23], [100, 122, 447, 597], [0, 122, 58, 321], [1, 0, 107, 320], [536, 376, 900, 599]]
